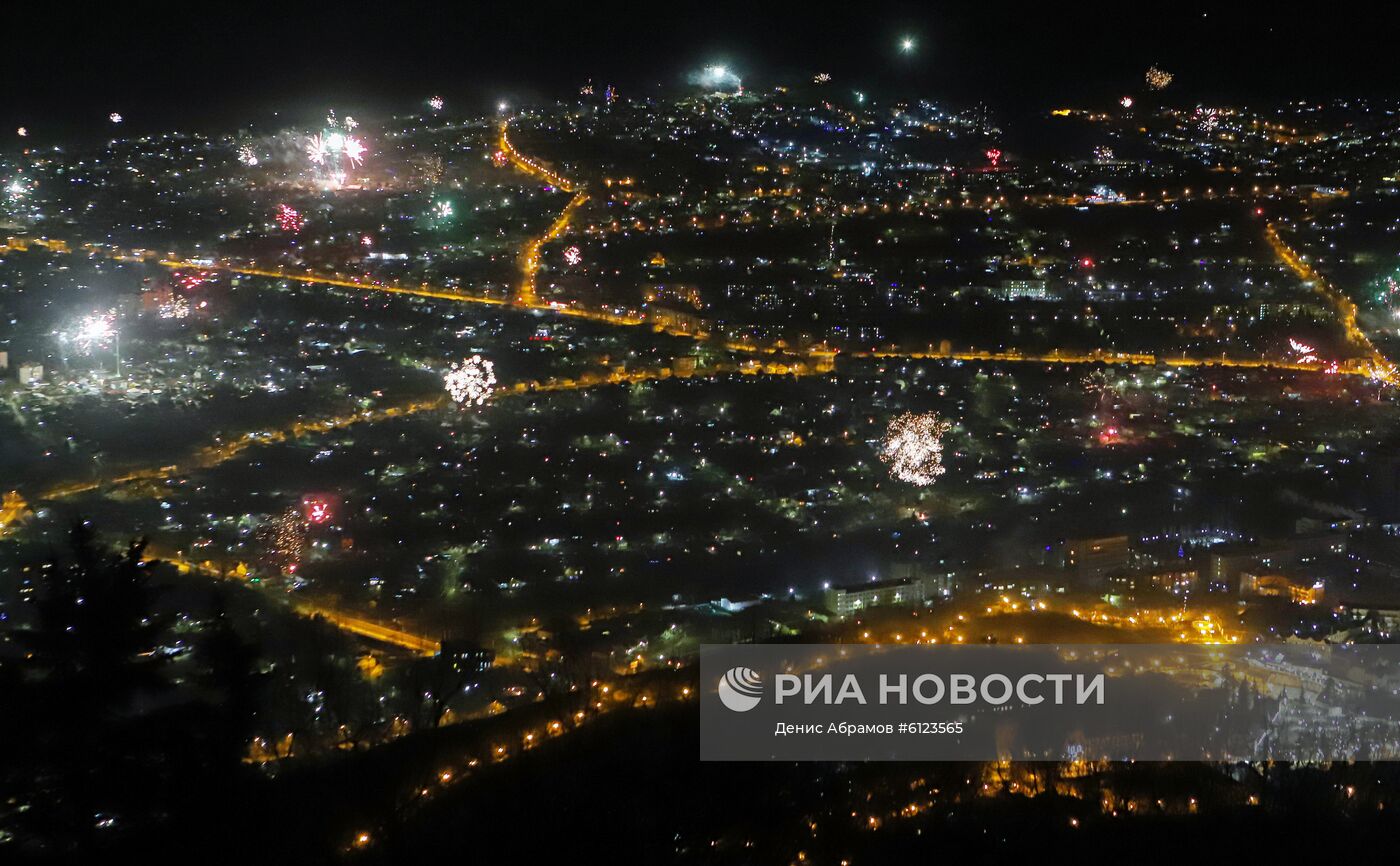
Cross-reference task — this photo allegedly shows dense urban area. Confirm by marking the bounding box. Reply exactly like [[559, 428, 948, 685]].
[[6, 42, 1400, 861]]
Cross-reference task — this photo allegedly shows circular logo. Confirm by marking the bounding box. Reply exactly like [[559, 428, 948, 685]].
[[717, 666, 763, 712]]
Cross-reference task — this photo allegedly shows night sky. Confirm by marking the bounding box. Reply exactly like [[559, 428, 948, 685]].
[[4, 2, 1394, 139]]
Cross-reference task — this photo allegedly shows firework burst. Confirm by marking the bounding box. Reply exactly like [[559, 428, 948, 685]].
[[1288, 338, 1320, 364], [1145, 66, 1173, 90], [304, 496, 332, 524], [563, 245, 583, 266], [275, 203, 305, 233], [259, 507, 307, 573], [305, 133, 327, 165], [65, 313, 117, 354], [444, 356, 496, 407], [879, 412, 952, 486], [158, 295, 190, 320], [343, 136, 366, 167], [415, 154, 445, 186]]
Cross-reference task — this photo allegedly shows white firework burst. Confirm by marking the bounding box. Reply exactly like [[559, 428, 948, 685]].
[[238, 144, 259, 167], [428, 95, 444, 112], [879, 412, 952, 486], [1195, 107, 1219, 133], [445, 356, 497, 407], [343, 136, 366, 167], [306, 133, 327, 165], [1289, 338, 1319, 364], [563, 245, 583, 266]]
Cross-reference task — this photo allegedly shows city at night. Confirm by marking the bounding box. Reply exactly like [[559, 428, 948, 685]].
[[6, 3, 1400, 862]]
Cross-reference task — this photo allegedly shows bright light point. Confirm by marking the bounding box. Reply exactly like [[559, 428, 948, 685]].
[[900, 36, 915, 53], [78, 316, 114, 343], [16, 127, 26, 137]]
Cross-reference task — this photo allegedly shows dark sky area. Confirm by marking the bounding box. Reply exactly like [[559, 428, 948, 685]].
[[3, 2, 1394, 139]]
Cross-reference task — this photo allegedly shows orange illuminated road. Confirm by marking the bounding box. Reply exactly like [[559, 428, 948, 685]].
[[38, 394, 451, 502], [292, 605, 440, 655], [29, 362, 826, 506], [498, 118, 575, 193], [0, 490, 30, 536], [4, 226, 1382, 382], [517, 189, 588, 307], [147, 547, 441, 654], [497, 118, 595, 309], [852, 344, 1368, 376], [1265, 222, 1398, 385]]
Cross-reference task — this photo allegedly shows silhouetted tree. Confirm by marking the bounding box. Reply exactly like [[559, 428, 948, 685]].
[[5, 522, 170, 855]]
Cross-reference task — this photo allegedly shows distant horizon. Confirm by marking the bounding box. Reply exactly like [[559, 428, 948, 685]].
[[5, 2, 1396, 139]]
